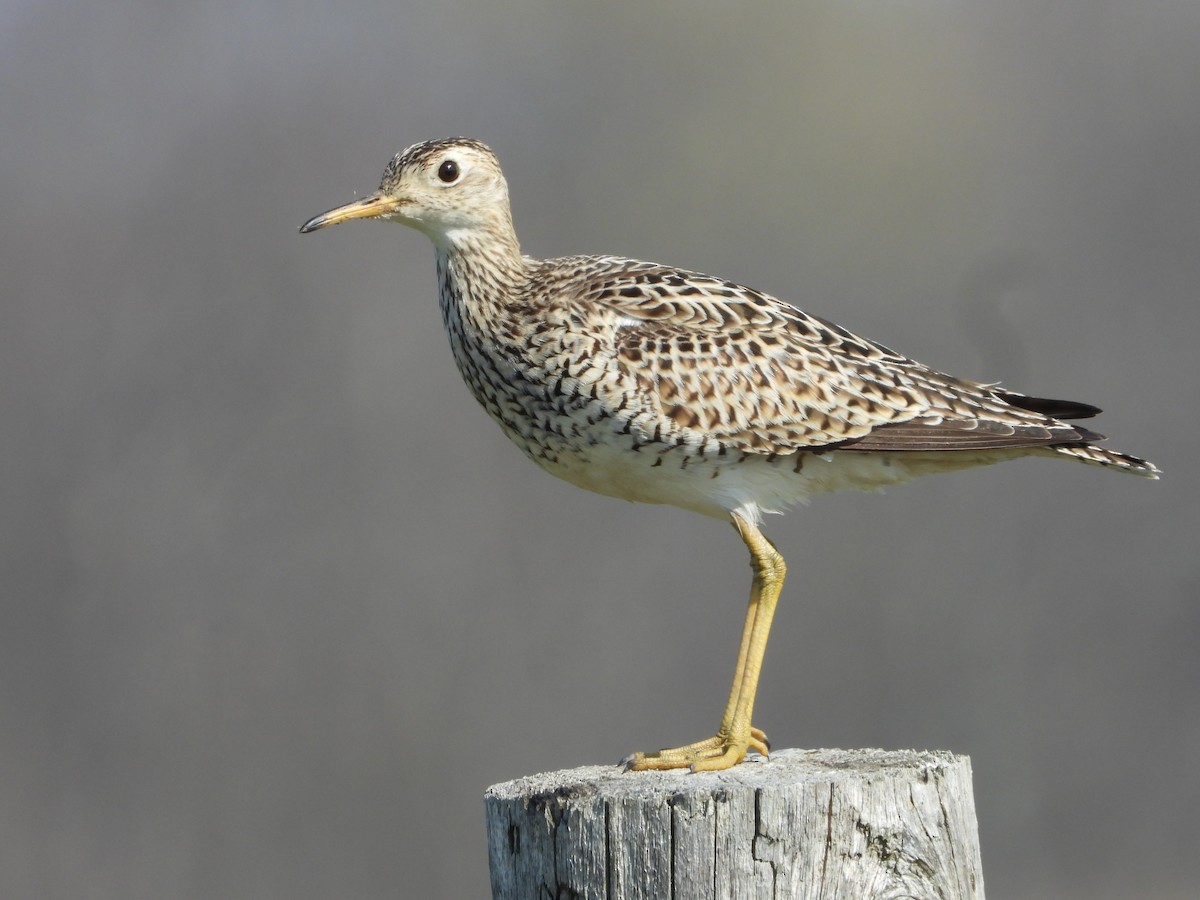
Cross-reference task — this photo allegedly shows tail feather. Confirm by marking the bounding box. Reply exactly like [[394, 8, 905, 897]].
[[1053, 443, 1161, 478]]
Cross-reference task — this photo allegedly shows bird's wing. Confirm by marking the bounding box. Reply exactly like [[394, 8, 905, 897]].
[[563, 259, 1101, 455]]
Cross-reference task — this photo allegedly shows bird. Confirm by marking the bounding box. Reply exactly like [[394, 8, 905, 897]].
[[300, 137, 1159, 772]]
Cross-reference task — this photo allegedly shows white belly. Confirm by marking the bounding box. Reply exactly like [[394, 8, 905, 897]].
[[535, 439, 1026, 524]]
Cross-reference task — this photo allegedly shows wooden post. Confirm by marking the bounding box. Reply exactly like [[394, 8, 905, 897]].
[[485, 748, 984, 899]]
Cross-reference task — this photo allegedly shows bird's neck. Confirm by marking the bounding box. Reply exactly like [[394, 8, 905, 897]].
[[435, 217, 529, 325]]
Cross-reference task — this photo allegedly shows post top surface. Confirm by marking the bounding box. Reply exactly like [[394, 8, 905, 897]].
[[485, 747, 969, 802]]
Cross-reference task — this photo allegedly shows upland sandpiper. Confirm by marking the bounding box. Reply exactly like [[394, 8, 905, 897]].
[[301, 138, 1158, 771]]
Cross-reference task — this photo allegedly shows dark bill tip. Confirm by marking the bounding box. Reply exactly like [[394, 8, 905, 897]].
[[298, 214, 327, 234], [298, 194, 393, 235]]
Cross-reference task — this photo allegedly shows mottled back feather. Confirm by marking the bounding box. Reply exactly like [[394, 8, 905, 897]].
[[556, 258, 1111, 457]]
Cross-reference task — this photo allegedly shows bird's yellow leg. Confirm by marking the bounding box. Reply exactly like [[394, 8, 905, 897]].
[[626, 513, 785, 772]]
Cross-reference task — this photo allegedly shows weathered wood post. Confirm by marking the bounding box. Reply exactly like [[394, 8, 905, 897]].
[[485, 748, 984, 899]]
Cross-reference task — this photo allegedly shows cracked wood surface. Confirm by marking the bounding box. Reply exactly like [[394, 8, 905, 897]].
[[485, 748, 983, 899]]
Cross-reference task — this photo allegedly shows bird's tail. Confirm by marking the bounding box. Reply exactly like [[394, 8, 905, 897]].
[[1053, 443, 1161, 478]]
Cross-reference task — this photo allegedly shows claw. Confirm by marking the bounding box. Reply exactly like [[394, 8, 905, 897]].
[[623, 726, 770, 772]]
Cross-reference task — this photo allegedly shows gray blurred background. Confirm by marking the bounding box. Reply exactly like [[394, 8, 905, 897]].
[[3, 2, 1197, 898]]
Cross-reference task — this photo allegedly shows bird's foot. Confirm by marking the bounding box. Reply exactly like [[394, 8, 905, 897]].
[[621, 727, 769, 772]]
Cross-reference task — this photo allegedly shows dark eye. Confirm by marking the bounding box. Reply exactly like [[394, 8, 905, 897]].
[[437, 159, 460, 183]]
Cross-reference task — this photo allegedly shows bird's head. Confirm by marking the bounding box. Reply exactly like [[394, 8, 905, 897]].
[[300, 137, 512, 248]]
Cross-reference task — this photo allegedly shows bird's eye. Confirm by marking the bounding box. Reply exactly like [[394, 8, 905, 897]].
[[437, 159, 460, 183]]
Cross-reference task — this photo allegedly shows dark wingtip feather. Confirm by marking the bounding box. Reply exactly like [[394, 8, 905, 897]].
[[995, 392, 1101, 420]]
